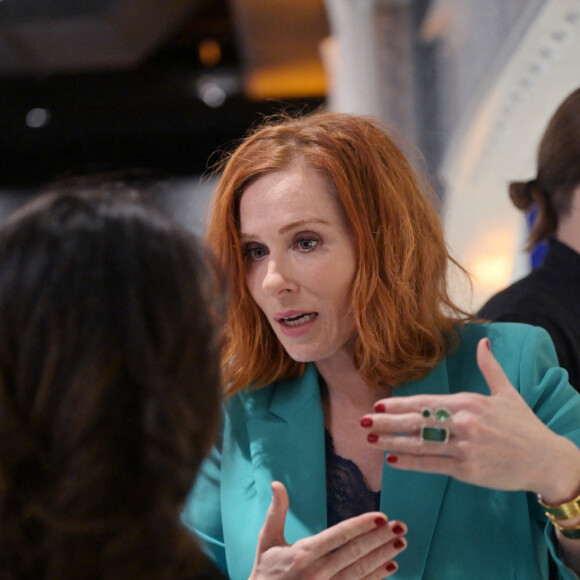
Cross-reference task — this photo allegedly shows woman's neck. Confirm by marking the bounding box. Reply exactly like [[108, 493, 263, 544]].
[[315, 351, 391, 412], [315, 351, 389, 493]]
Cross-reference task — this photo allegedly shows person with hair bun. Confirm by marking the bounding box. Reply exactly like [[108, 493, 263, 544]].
[[479, 87, 580, 391], [183, 111, 580, 579], [0, 184, 226, 580]]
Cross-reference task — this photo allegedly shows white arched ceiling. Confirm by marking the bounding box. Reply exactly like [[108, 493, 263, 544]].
[[442, 0, 580, 312]]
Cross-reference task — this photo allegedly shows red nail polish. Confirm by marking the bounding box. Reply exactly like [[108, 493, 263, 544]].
[[485, 338, 491, 351], [360, 417, 373, 427], [375, 517, 387, 527], [386, 562, 397, 573], [374, 403, 386, 413], [386, 454, 398, 464], [394, 538, 405, 550], [392, 524, 404, 535], [367, 433, 378, 443]]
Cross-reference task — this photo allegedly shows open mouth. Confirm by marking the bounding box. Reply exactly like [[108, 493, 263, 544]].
[[280, 313, 318, 327]]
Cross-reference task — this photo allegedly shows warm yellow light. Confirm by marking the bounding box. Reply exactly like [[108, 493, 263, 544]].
[[471, 254, 513, 290], [460, 226, 521, 312], [245, 59, 327, 100], [199, 38, 222, 67]]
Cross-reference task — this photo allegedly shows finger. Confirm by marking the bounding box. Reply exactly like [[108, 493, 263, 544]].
[[297, 511, 389, 564], [328, 524, 407, 580], [476, 338, 517, 398], [386, 451, 461, 475], [369, 431, 461, 459], [361, 411, 419, 435], [255, 481, 289, 553], [372, 392, 467, 415], [363, 560, 399, 579], [358, 560, 399, 580]]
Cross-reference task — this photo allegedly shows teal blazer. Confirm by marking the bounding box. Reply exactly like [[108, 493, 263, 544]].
[[183, 323, 580, 579]]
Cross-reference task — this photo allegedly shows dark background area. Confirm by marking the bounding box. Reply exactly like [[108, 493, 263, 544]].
[[0, 0, 326, 189]]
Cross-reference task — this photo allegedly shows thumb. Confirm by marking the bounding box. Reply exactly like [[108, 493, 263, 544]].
[[256, 481, 290, 553], [476, 337, 516, 398]]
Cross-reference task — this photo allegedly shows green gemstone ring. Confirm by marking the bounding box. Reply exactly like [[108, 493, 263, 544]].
[[420, 425, 450, 443], [435, 408, 451, 422]]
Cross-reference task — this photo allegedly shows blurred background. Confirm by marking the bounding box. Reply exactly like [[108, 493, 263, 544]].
[[0, 0, 579, 311]]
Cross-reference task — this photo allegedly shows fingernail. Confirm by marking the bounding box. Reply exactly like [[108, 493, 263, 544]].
[[392, 524, 404, 535], [375, 517, 387, 527], [360, 417, 373, 427], [485, 338, 491, 351], [367, 433, 378, 443], [394, 538, 405, 550], [386, 454, 398, 464], [374, 403, 386, 413], [386, 562, 397, 573]]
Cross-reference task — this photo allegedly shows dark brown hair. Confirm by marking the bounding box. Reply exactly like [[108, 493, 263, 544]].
[[0, 185, 224, 579], [509, 87, 580, 249], [207, 111, 470, 394]]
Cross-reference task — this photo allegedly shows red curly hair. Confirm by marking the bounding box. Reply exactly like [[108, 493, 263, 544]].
[[207, 111, 470, 394]]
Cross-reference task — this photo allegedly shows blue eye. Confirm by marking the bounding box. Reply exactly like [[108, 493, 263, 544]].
[[242, 245, 267, 260], [297, 238, 319, 251]]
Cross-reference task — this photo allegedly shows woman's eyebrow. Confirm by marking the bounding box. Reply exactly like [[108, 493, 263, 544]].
[[278, 217, 330, 235], [240, 218, 330, 241]]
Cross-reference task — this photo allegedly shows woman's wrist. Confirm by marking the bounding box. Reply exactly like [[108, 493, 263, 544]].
[[532, 436, 580, 542], [537, 480, 580, 539], [553, 519, 580, 540], [538, 488, 580, 520], [534, 437, 580, 506]]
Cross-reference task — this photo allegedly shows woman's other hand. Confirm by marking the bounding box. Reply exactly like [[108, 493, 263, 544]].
[[249, 481, 407, 580], [363, 338, 580, 498]]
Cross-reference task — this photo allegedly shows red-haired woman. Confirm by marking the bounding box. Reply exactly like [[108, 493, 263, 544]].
[[184, 112, 580, 580]]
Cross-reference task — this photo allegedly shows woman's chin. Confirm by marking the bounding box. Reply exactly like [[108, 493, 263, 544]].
[[287, 353, 317, 363], [283, 347, 319, 364]]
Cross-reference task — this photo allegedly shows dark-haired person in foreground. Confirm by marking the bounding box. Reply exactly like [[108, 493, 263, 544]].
[[0, 185, 225, 579]]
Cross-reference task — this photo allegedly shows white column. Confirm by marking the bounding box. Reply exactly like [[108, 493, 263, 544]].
[[323, 0, 416, 143], [323, 0, 382, 117]]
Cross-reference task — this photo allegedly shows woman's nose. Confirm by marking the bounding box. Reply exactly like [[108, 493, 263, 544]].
[[262, 259, 297, 295]]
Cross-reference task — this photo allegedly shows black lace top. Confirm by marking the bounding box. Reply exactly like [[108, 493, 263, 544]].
[[325, 429, 381, 527]]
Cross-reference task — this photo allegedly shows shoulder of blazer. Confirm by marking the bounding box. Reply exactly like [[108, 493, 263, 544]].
[[227, 363, 321, 422]]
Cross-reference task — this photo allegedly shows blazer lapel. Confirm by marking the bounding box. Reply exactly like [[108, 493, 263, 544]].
[[381, 359, 451, 579], [246, 364, 328, 543], [244, 357, 452, 577]]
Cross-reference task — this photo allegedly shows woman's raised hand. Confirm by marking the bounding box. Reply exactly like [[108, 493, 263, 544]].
[[362, 338, 580, 499], [249, 481, 407, 580]]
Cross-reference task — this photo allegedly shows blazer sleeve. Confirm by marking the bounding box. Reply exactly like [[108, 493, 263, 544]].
[[510, 325, 580, 579], [182, 437, 228, 576], [514, 325, 580, 445]]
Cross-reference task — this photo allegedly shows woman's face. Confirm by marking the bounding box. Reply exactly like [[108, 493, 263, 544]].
[[239, 165, 357, 364]]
